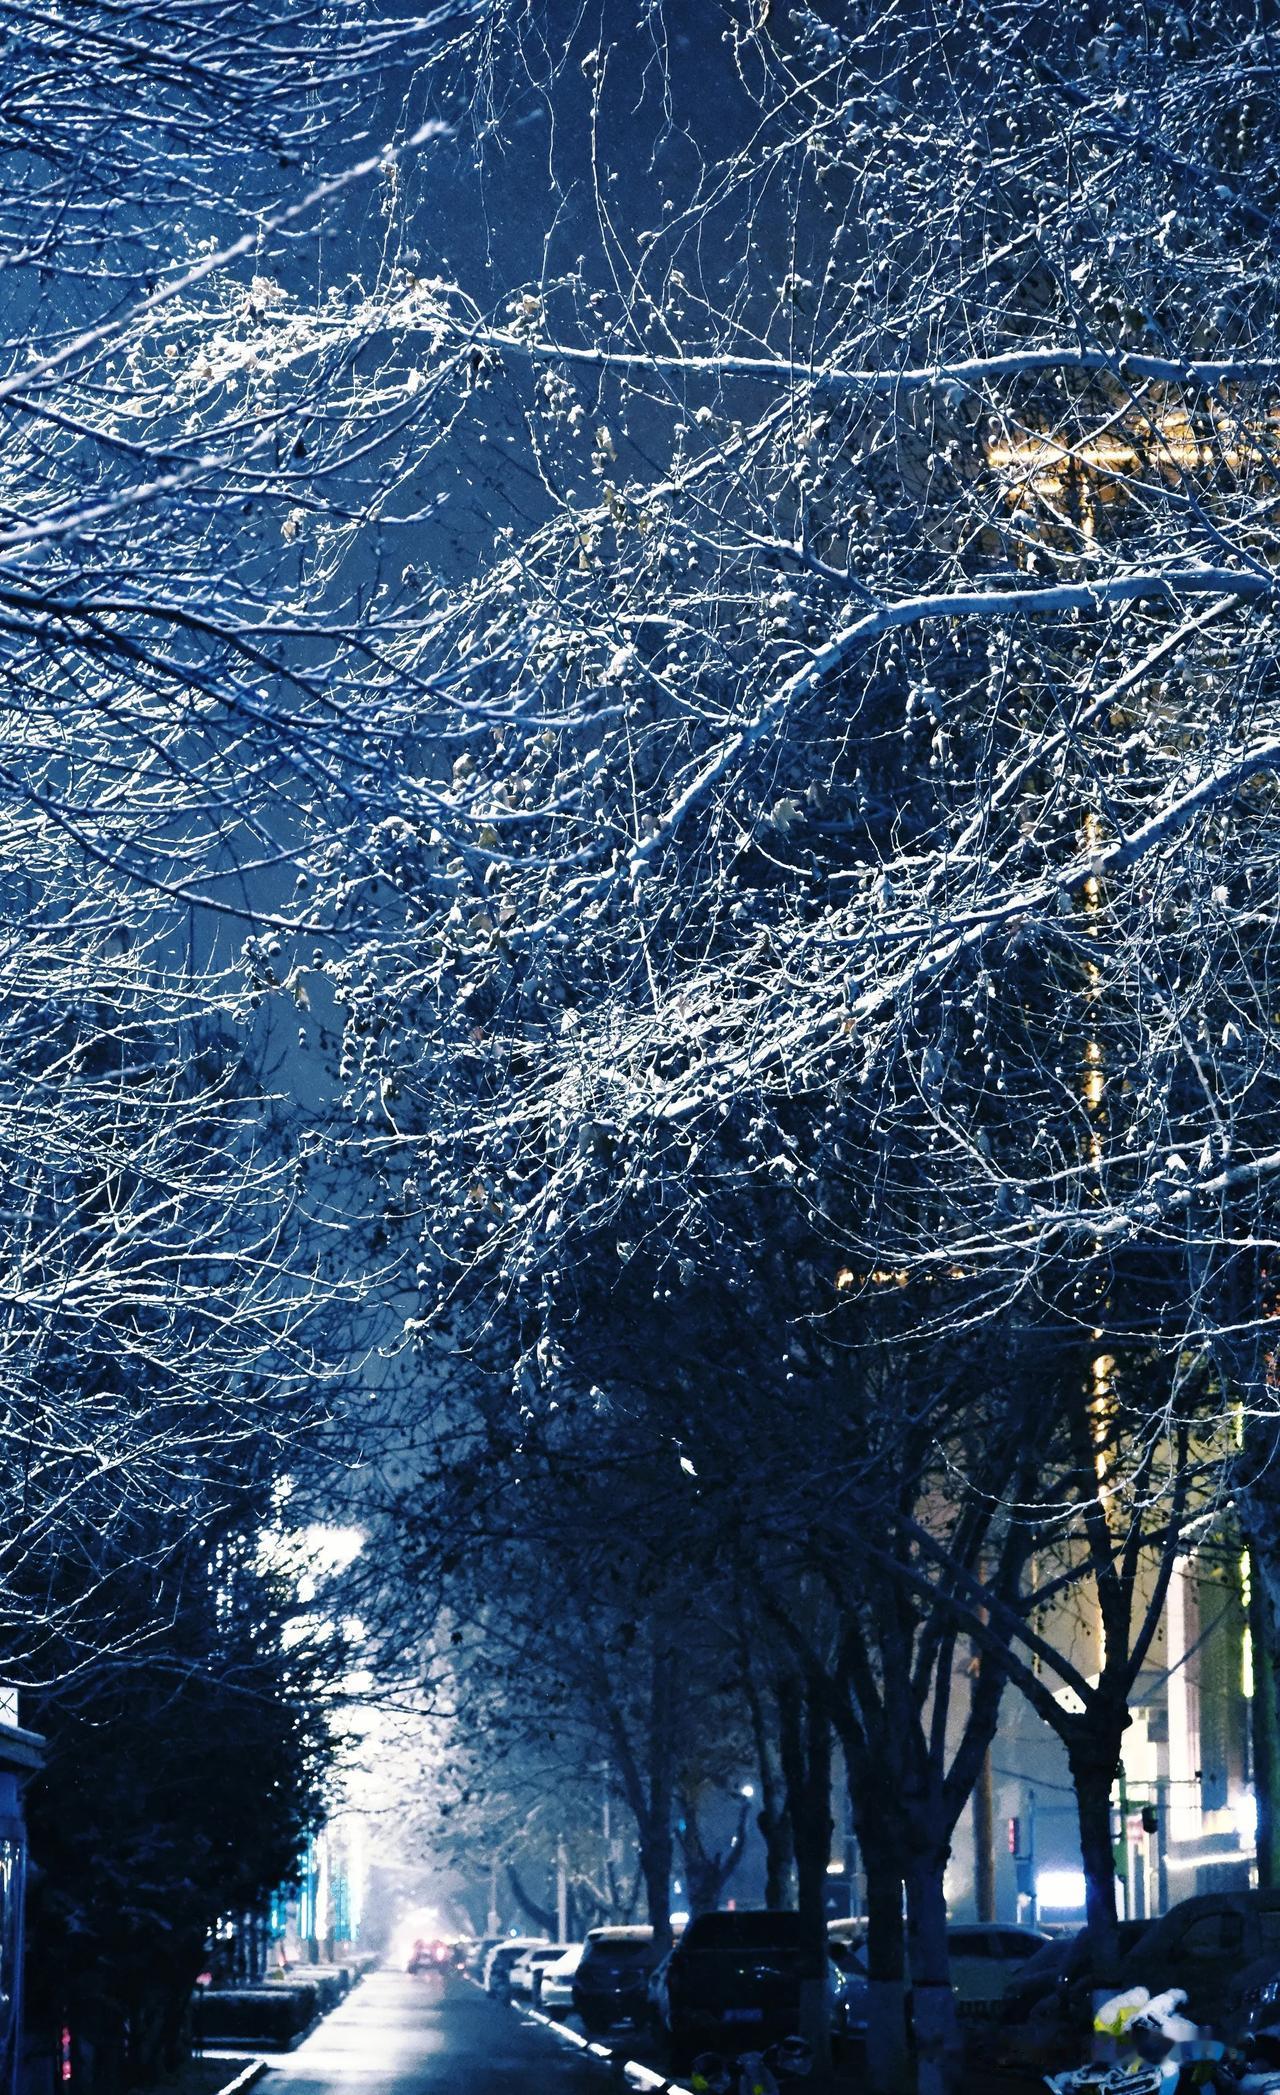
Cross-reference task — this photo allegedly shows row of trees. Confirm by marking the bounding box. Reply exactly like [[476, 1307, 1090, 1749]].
[[11, 0, 1280, 2088], [0, 0, 479, 2086], [313, 3, 1280, 2092], [22, 1495, 338, 2087], [357, 1266, 1250, 2088]]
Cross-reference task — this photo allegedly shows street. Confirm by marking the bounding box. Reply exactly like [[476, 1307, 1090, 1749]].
[[266, 1972, 626, 2095]]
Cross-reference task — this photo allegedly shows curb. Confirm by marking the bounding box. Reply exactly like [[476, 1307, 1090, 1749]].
[[215, 2064, 269, 2095], [516, 1996, 690, 2094], [461, 1971, 688, 2091]]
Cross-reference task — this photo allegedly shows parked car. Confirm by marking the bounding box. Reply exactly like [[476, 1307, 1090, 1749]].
[[537, 1943, 584, 2016], [946, 1923, 1052, 2017], [824, 1920, 870, 2049], [573, 1925, 664, 2033], [483, 1937, 551, 1996], [1000, 1919, 1150, 2029], [1222, 1952, 1280, 2042], [647, 1950, 674, 2031], [658, 1909, 833, 2067], [510, 1944, 571, 1999], [827, 1937, 870, 2048], [826, 1918, 867, 1950], [1112, 1891, 1280, 2026], [467, 1936, 504, 1977]]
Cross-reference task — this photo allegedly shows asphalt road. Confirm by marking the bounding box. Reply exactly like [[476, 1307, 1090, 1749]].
[[265, 1971, 624, 2095]]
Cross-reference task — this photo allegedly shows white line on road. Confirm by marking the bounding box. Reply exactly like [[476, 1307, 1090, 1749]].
[[214, 2062, 269, 2095], [516, 2002, 691, 2094]]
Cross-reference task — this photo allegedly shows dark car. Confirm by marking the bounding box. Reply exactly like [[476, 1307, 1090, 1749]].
[[659, 1910, 830, 2067], [1112, 1892, 1280, 2027], [572, 1926, 661, 2034], [1000, 1919, 1149, 2026]]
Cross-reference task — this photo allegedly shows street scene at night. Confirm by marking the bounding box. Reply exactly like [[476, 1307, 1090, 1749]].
[[3, 2, 1280, 2095]]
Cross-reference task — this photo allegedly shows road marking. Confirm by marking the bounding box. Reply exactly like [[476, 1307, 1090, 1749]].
[[517, 2002, 690, 2092], [215, 2063, 269, 2095]]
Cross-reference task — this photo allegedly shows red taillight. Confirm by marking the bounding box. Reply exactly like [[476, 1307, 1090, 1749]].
[[60, 2028, 73, 2084]]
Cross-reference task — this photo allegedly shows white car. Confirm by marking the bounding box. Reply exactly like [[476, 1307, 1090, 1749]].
[[536, 1943, 583, 2015], [510, 1943, 571, 1999], [483, 1937, 550, 1994]]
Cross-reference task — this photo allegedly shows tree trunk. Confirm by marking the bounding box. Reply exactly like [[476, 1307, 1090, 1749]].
[[1252, 1549, 1280, 1890], [759, 1797, 795, 1909], [1069, 1745, 1120, 1982], [744, 1650, 794, 1906], [680, 1793, 750, 1914], [647, 1645, 677, 1954], [972, 1751, 995, 1922], [779, 1678, 834, 2076], [641, 1821, 674, 1955], [126, 1975, 184, 2086], [858, 1813, 908, 2095], [905, 1846, 960, 2095]]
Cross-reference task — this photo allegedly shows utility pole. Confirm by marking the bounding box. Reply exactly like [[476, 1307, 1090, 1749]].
[[970, 1607, 997, 1921], [973, 1749, 996, 1921], [556, 1838, 569, 1942]]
